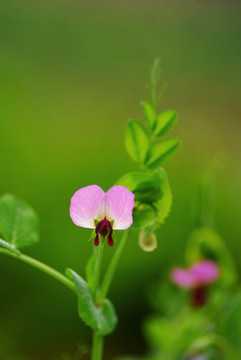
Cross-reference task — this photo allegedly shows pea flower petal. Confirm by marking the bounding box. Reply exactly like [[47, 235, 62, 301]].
[[171, 260, 219, 290], [106, 185, 135, 230], [70, 185, 105, 229], [170, 268, 195, 289], [191, 260, 220, 287]]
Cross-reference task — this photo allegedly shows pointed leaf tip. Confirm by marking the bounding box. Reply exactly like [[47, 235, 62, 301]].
[[141, 101, 157, 133]]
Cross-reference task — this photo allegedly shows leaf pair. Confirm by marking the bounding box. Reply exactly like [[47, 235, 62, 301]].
[[125, 115, 179, 169], [0, 194, 39, 254], [142, 101, 178, 137], [67, 269, 117, 336]]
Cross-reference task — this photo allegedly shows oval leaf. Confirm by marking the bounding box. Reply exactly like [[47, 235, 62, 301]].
[[67, 269, 117, 336], [125, 120, 150, 164], [141, 101, 157, 133], [147, 138, 180, 168], [154, 110, 178, 138], [0, 194, 39, 249]]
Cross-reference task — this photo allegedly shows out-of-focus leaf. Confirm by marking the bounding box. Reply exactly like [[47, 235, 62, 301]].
[[186, 227, 237, 286], [0, 238, 20, 255], [147, 138, 180, 168], [0, 194, 39, 249], [141, 101, 157, 133], [144, 309, 214, 358], [125, 120, 150, 164], [218, 291, 241, 347], [67, 269, 117, 336], [153, 110, 178, 138]]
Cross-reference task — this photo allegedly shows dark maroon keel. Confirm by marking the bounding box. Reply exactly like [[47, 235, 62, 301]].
[[94, 217, 114, 247], [191, 287, 207, 307]]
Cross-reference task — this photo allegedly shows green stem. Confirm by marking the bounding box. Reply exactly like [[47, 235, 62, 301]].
[[93, 242, 105, 300], [0, 249, 75, 292], [91, 241, 106, 360], [98, 230, 129, 303], [91, 331, 103, 360]]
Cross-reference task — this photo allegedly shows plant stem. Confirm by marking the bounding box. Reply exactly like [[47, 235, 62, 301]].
[[91, 331, 103, 360], [0, 249, 75, 292], [91, 241, 106, 360], [94, 242, 105, 300], [98, 230, 129, 303]]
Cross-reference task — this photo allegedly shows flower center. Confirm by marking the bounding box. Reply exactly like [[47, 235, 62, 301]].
[[94, 217, 113, 247]]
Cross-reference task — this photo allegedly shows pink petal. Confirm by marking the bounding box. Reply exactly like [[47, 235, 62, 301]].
[[70, 185, 105, 228], [106, 185, 135, 230], [170, 268, 195, 289], [191, 260, 219, 287]]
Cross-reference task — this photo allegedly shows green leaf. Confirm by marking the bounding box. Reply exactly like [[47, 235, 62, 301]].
[[0, 194, 39, 249], [218, 291, 241, 346], [116, 169, 172, 230], [125, 120, 150, 164], [133, 207, 159, 233], [116, 170, 163, 205], [141, 101, 157, 133], [153, 110, 178, 138], [67, 269, 117, 336], [155, 169, 172, 225], [0, 238, 20, 255], [147, 138, 180, 168]]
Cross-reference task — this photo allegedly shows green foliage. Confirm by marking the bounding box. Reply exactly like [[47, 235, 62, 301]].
[[141, 169, 241, 360], [141, 101, 156, 133], [0, 194, 39, 250], [125, 63, 180, 171], [217, 291, 241, 349], [153, 110, 178, 138], [67, 269, 117, 336], [116, 169, 172, 234], [144, 281, 241, 360], [125, 120, 150, 165], [144, 309, 217, 360], [122, 61, 180, 244], [147, 138, 180, 168]]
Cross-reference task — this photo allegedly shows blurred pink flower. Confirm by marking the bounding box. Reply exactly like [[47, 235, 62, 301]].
[[171, 260, 220, 290], [170, 260, 220, 307], [70, 185, 135, 247]]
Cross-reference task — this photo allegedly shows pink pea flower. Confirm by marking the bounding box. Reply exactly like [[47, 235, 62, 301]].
[[70, 185, 135, 247], [170, 260, 220, 307]]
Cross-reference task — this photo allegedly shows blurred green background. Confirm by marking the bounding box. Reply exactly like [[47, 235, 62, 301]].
[[0, 0, 240, 359]]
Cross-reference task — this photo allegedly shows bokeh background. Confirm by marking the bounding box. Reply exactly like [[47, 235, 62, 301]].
[[0, 0, 240, 359]]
